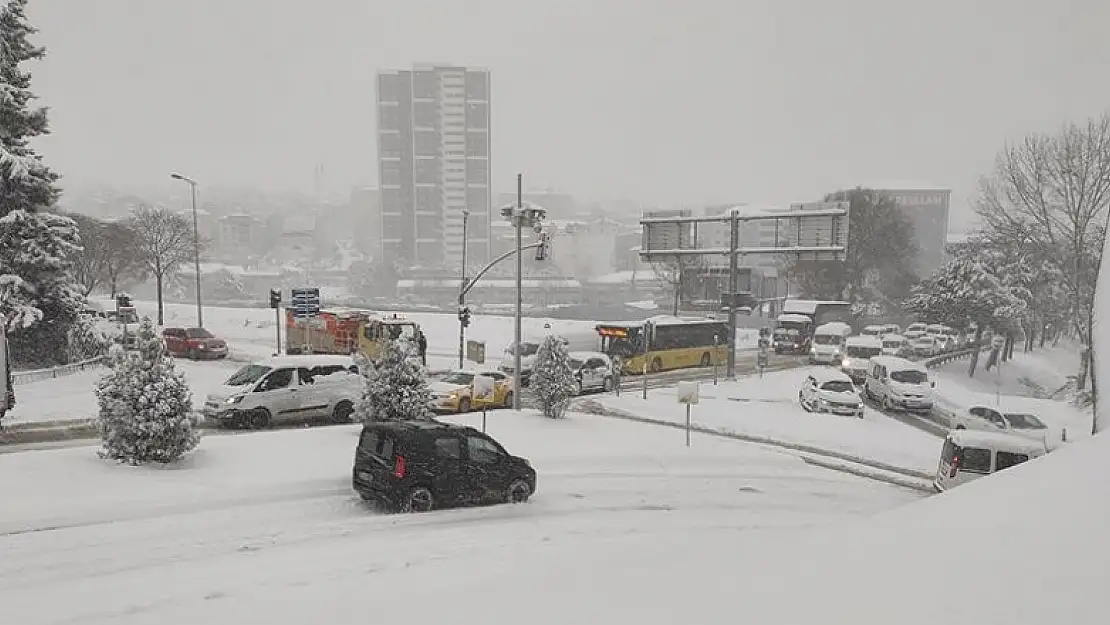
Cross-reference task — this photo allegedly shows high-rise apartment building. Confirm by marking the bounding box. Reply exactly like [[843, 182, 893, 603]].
[[865, 184, 951, 277], [376, 64, 491, 271]]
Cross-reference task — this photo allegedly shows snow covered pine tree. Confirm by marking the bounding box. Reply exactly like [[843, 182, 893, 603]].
[[96, 317, 199, 464], [0, 0, 84, 366], [531, 335, 577, 419], [354, 338, 432, 423]]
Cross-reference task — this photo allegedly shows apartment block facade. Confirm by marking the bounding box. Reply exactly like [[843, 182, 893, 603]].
[[376, 65, 491, 271]]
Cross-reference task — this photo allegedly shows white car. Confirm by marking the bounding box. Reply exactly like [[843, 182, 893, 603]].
[[880, 334, 910, 357], [567, 351, 615, 395], [911, 336, 940, 357], [840, 335, 883, 382], [947, 405, 1053, 444], [799, 370, 864, 418], [904, 323, 928, 340], [203, 355, 362, 428]]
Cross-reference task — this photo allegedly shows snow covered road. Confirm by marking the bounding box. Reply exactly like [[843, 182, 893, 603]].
[[0, 411, 917, 624]]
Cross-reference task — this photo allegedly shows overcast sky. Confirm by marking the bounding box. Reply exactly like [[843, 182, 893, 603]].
[[27, 0, 1110, 230]]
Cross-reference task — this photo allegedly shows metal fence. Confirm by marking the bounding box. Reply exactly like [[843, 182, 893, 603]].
[[12, 356, 105, 386], [924, 345, 990, 369]]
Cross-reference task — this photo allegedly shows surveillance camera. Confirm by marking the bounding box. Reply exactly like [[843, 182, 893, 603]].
[[533, 222, 543, 234]]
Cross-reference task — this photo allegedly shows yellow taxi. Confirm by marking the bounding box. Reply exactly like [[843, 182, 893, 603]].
[[429, 369, 514, 413]]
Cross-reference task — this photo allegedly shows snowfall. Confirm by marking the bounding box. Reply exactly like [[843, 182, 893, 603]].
[[0, 300, 1106, 624]]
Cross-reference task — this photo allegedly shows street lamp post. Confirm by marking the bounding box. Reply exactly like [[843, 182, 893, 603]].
[[499, 174, 545, 411], [458, 208, 470, 369], [170, 172, 203, 328]]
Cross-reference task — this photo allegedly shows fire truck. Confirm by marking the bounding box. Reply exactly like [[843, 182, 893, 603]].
[[284, 308, 421, 361]]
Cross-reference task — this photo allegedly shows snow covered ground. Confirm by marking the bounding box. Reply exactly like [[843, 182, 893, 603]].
[[0, 410, 918, 624], [587, 366, 944, 473]]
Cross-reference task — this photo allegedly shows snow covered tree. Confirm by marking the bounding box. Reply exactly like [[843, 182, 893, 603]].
[[530, 335, 577, 419], [67, 313, 120, 361], [353, 339, 432, 423], [904, 245, 1025, 377], [0, 1, 84, 366], [95, 316, 199, 464]]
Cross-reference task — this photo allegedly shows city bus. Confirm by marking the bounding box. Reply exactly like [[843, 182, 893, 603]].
[[595, 317, 730, 375]]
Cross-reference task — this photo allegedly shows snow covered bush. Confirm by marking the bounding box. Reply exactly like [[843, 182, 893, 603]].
[[354, 339, 432, 423], [95, 316, 199, 465], [531, 335, 577, 419], [67, 314, 120, 361]]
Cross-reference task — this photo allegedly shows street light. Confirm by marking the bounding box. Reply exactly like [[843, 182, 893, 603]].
[[458, 208, 471, 369], [500, 174, 547, 410], [170, 172, 204, 328]]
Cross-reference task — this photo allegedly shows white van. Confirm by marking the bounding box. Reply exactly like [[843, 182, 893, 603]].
[[840, 335, 883, 382], [860, 325, 885, 338], [934, 430, 1047, 492], [203, 355, 362, 429], [809, 322, 853, 365], [864, 356, 934, 412], [880, 334, 910, 357], [499, 327, 598, 386]]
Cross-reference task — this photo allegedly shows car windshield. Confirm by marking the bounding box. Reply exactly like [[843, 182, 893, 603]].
[[883, 340, 902, 348], [813, 335, 841, 345], [225, 364, 271, 386], [568, 359, 584, 370], [821, 380, 855, 393], [186, 328, 214, 339], [1005, 413, 1047, 429], [890, 370, 928, 384], [441, 372, 475, 385], [846, 346, 881, 358]]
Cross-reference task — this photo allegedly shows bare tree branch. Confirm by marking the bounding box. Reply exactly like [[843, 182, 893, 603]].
[[127, 205, 196, 324]]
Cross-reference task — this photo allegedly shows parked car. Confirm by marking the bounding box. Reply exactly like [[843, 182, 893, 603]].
[[880, 334, 911, 357], [352, 420, 537, 513], [945, 405, 1053, 443], [882, 323, 901, 336], [860, 325, 885, 339], [429, 369, 514, 413], [864, 356, 934, 413], [202, 355, 361, 428], [798, 369, 864, 418], [567, 351, 615, 394], [934, 429, 1047, 492], [911, 336, 941, 357], [903, 322, 928, 340], [163, 327, 229, 360]]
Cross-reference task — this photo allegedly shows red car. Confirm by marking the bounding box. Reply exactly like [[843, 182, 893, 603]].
[[162, 327, 229, 360]]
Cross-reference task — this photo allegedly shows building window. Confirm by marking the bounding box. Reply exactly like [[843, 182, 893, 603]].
[[466, 187, 488, 212], [412, 71, 438, 99], [465, 71, 488, 100], [465, 132, 488, 157], [381, 187, 403, 209], [378, 131, 403, 159], [413, 100, 437, 129], [414, 130, 439, 157], [466, 159, 489, 185], [378, 104, 402, 130], [382, 213, 409, 239], [416, 213, 442, 237], [380, 160, 403, 186], [415, 185, 440, 212], [414, 159, 440, 185], [377, 72, 406, 103], [466, 102, 488, 129]]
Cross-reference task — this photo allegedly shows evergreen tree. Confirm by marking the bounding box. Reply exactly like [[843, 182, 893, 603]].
[[96, 317, 199, 464], [531, 335, 576, 419], [354, 339, 432, 422], [0, 0, 82, 365]]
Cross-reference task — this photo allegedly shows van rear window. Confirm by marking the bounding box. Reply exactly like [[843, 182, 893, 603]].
[[360, 430, 395, 463], [996, 451, 1029, 471], [960, 447, 991, 473]]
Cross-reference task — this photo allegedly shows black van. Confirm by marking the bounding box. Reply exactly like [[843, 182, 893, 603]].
[[353, 420, 537, 513]]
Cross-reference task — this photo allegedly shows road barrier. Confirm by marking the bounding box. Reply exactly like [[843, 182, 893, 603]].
[[923, 345, 991, 369], [12, 356, 105, 386]]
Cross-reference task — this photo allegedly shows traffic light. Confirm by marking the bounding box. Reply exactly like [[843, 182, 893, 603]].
[[535, 232, 549, 261], [269, 288, 282, 309], [458, 306, 471, 328]]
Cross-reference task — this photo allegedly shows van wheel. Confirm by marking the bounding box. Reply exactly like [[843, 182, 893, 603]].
[[331, 400, 354, 424], [650, 357, 663, 373], [458, 398, 471, 414], [507, 479, 532, 504], [248, 408, 271, 429], [699, 353, 711, 367], [403, 486, 434, 513]]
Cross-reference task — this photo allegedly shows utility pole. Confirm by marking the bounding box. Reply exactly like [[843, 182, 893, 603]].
[[726, 211, 739, 379], [513, 173, 523, 411], [458, 208, 470, 369]]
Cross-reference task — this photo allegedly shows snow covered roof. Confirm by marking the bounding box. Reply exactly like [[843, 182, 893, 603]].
[[845, 335, 882, 347], [855, 180, 950, 191], [946, 429, 1048, 455], [776, 313, 812, 324]]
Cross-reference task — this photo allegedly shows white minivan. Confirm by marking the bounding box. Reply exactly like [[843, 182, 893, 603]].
[[864, 356, 934, 412], [809, 322, 853, 365], [934, 430, 1047, 492], [203, 355, 362, 429]]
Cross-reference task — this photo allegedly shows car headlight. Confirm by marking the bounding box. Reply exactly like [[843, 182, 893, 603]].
[[841, 359, 851, 367], [225, 395, 244, 404]]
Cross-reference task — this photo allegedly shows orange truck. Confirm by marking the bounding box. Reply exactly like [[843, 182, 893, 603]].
[[285, 308, 421, 361]]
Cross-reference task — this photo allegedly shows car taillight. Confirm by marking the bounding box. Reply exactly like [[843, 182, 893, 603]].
[[393, 455, 406, 479], [948, 455, 959, 479]]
